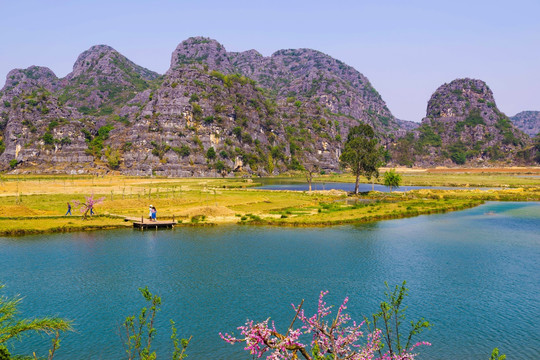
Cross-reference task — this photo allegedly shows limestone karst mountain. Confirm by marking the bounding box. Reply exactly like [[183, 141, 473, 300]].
[[0, 39, 535, 175], [0, 38, 405, 175], [390, 78, 532, 167], [510, 111, 540, 137]]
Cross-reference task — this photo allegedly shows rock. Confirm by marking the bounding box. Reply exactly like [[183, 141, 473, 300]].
[[391, 78, 531, 166], [510, 111, 540, 137]]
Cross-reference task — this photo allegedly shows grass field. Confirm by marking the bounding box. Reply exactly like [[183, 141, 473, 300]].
[[0, 170, 539, 235], [316, 167, 540, 187]]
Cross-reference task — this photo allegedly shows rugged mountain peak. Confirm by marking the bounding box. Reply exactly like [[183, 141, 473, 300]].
[[426, 78, 495, 119], [391, 78, 530, 166], [58, 45, 160, 112], [510, 111, 540, 137], [170, 37, 232, 73], [1, 66, 59, 95], [67, 44, 159, 82]]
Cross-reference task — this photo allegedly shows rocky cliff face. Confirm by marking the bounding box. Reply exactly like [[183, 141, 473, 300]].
[[171, 37, 401, 136], [3, 38, 393, 175], [1, 40, 531, 176], [510, 111, 540, 137], [390, 78, 530, 166]]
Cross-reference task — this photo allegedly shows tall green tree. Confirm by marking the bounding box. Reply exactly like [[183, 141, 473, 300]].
[[339, 124, 382, 194]]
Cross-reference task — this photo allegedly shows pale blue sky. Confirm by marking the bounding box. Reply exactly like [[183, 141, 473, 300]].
[[1, 0, 538, 121]]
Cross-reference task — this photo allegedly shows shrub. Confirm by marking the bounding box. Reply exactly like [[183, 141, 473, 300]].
[[191, 103, 202, 116], [232, 126, 242, 139], [215, 160, 226, 172], [48, 120, 59, 130], [9, 159, 17, 169], [60, 137, 72, 145], [105, 147, 120, 169], [450, 151, 466, 164], [241, 132, 253, 144], [384, 168, 402, 192], [42, 131, 54, 145], [172, 145, 191, 157], [206, 147, 216, 160]]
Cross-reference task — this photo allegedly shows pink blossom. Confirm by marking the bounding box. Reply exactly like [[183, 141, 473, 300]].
[[220, 291, 429, 360]]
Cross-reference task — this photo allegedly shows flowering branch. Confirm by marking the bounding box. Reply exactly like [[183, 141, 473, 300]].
[[221, 290, 429, 360]]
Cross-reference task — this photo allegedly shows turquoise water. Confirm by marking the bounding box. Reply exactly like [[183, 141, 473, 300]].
[[0, 202, 539, 359]]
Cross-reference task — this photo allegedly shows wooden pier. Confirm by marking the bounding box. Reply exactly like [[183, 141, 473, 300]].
[[130, 216, 177, 230]]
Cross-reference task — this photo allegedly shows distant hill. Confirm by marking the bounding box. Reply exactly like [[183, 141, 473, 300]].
[[510, 111, 540, 137], [391, 78, 531, 167]]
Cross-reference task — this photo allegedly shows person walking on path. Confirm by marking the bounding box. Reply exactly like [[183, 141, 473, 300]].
[[151, 206, 157, 221], [65, 202, 72, 216]]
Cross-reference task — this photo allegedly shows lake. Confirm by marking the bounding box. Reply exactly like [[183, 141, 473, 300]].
[[1, 202, 539, 359], [254, 180, 491, 192]]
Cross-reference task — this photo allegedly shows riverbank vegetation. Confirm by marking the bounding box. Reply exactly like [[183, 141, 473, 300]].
[[0, 171, 539, 236]]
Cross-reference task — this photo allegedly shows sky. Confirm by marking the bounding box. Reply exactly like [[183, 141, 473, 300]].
[[1, 0, 539, 121]]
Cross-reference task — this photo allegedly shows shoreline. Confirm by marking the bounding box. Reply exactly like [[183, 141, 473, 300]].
[[0, 198, 508, 236], [0, 174, 539, 237]]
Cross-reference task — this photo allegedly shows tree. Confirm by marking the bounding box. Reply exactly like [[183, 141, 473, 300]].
[[206, 147, 216, 160], [0, 284, 72, 359], [301, 163, 319, 192], [383, 168, 402, 192], [221, 283, 430, 360], [339, 124, 383, 194], [72, 194, 105, 219]]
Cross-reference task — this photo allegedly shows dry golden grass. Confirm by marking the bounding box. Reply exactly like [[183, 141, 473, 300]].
[[0, 174, 539, 235]]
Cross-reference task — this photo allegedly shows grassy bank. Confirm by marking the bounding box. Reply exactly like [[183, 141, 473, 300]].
[[312, 167, 540, 188], [0, 215, 130, 236], [0, 173, 539, 236]]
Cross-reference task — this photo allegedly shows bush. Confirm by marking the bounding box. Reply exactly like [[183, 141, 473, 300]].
[[215, 160, 226, 172], [105, 147, 120, 169], [42, 132, 54, 145], [60, 137, 72, 145], [191, 103, 202, 116], [9, 159, 17, 169], [206, 147, 216, 160], [384, 168, 402, 191], [48, 120, 59, 130], [172, 145, 191, 157], [450, 151, 466, 164], [232, 126, 242, 139]]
